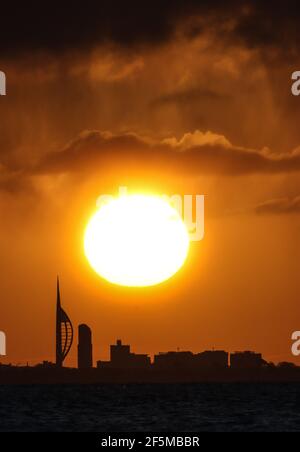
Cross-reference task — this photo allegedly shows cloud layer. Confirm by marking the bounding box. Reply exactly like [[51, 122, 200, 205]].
[[37, 130, 300, 177], [256, 196, 300, 215]]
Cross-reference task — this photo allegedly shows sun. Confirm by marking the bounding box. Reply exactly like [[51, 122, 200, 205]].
[[84, 194, 190, 287]]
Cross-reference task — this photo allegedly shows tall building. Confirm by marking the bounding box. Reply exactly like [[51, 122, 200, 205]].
[[56, 278, 73, 368], [78, 324, 93, 369]]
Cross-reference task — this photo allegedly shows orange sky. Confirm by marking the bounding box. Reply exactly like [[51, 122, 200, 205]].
[[0, 2, 300, 367]]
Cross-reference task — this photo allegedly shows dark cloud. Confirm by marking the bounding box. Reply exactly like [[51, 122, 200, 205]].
[[0, 1, 210, 57], [255, 196, 300, 215], [36, 130, 300, 177], [1, 1, 300, 59], [151, 88, 228, 108], [233, 1, 300, 59]]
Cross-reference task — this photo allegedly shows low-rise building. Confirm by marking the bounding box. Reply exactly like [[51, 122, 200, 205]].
[[230, 351, 265, 369]]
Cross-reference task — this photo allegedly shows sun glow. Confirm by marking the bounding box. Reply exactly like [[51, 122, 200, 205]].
[[84, 194, 190, 287]]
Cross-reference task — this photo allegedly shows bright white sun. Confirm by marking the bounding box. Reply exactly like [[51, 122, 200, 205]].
[[84, 195, 190, 287]]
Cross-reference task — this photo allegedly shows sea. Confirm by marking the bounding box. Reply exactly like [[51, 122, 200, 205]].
[[0, 383, 300, 432]]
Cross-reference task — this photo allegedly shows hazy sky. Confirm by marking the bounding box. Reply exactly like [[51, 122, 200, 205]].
[[0, 1, 300, 366]]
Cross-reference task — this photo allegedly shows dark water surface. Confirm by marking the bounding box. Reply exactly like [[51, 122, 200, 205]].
[[0, 383, 300, 432]]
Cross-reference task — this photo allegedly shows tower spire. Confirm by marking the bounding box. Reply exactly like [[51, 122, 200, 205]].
[[57, 276, 61, 308], [55, 277, 73, 368]]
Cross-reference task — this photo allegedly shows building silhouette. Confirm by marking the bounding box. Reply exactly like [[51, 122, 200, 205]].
[[97, 339, 150, 369], [56, 278, 73, 368], [154, 351, 194, 370], [110, 339, 131, 366], [230, 351, 266, 369], [78, 324, 93, 369], [196, 350, 228, 369], [154, 350, 229, 370]]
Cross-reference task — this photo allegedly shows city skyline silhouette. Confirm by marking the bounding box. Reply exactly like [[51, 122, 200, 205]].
[[1, 279, 300, 384]]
